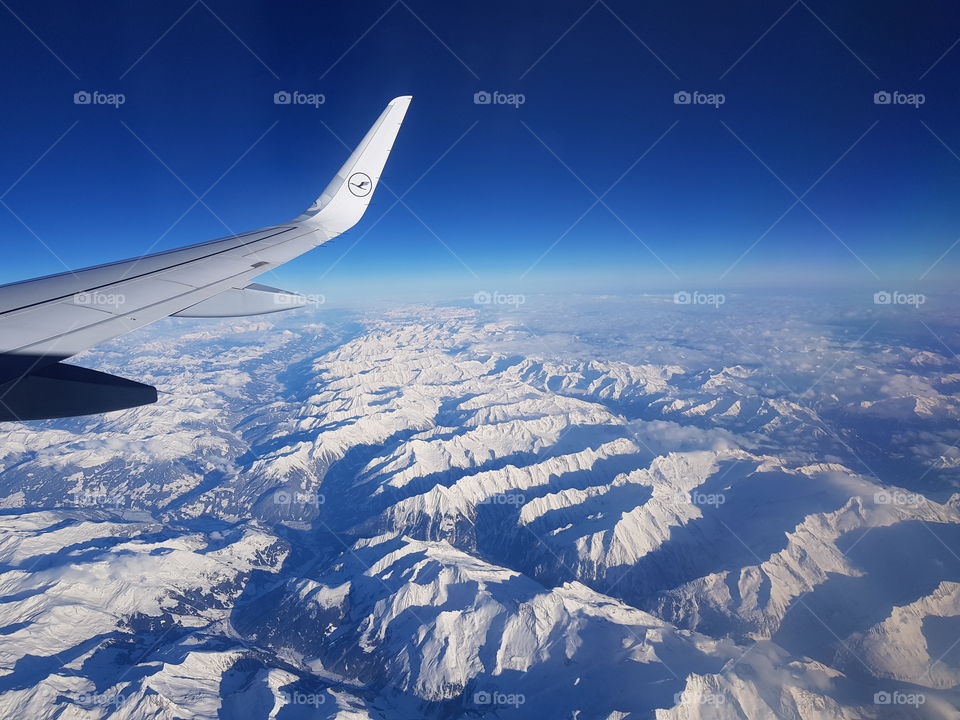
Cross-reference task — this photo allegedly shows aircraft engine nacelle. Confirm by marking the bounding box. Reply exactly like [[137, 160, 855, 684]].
[[0, 361, 157, 421]]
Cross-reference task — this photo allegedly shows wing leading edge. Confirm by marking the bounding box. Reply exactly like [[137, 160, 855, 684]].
[[0, 96, 412, 421]]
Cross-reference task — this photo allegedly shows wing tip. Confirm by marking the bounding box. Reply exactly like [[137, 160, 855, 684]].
[[293, 96, 412, 230]]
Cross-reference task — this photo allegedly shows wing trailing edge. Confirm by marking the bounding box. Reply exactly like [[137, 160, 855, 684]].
[[173, 283, 308, 317]]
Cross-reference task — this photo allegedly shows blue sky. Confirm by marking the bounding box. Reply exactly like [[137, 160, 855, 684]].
[[1, 0, 959, 301]]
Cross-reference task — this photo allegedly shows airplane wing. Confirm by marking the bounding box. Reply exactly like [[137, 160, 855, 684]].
[[0, 96, 412, 421]]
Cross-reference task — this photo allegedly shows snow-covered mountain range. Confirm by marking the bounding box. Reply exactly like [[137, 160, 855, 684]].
[[0, 294, 958, 719]]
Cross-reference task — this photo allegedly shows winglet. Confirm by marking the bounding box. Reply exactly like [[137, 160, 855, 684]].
[[295, 96, 412, 235]]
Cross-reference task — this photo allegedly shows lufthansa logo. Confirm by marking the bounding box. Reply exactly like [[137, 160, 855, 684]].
[[348, 172, 372, 197]]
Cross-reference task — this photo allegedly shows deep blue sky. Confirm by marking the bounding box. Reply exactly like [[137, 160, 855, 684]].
[[1, 0, 959, 300]]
